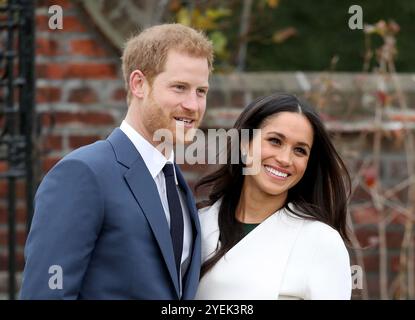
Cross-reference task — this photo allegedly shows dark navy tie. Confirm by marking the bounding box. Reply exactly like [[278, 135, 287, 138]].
[[163, 163, 184, 280]]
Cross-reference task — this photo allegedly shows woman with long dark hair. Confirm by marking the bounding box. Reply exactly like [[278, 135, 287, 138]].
[[195, 93, 352, 299]]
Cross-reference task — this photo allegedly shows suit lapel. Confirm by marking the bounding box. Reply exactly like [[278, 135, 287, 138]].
[[107, 129, 180, 297]]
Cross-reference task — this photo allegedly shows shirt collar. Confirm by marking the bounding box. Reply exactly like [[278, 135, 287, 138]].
[[120, 120, 177, 183]]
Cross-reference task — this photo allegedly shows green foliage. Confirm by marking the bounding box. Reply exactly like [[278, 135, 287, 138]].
[[245, 0, 415, 71], [173, 0, 415, 72], [175, 5, 232, 62]]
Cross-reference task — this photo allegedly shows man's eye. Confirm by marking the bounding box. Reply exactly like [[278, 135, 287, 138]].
[[197, 89, 207, 96]]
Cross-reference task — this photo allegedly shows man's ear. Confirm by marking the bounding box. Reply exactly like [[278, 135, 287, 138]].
[[129, 70, 146, 99]]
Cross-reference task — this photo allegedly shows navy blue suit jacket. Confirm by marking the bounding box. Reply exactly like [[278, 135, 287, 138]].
[[20, 128, 201, 299]]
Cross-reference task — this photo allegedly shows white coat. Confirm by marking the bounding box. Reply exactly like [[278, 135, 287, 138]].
[[195, 200, 352, 300]]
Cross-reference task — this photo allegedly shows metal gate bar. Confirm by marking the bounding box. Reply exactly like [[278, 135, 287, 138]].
[[0, 0, 35, 300]]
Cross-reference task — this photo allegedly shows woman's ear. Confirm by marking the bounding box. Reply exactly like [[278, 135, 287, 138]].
[[240, 149, 247, 164], [129, 70, 146, 99], [241, 138, 261, 176], [240, 143, 248, 164]]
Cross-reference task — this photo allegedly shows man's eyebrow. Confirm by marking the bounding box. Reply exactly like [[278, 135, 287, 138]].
[[169, 81, 209, 89]]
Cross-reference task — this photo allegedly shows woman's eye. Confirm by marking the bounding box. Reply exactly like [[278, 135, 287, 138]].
[[295, 147, 307, 155], [269, 138, 281, 145]]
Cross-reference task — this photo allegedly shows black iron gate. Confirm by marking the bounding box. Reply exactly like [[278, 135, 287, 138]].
[[0, 0, 35, 300]]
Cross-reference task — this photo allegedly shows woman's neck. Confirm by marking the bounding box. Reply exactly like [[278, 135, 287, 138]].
[[236, 182, 286, 224]]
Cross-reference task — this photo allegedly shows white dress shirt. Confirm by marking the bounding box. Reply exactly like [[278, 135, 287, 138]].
[[120, 120, 193, 292]]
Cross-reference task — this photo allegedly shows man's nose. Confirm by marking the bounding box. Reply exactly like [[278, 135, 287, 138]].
[[181, 92, 199, 111]]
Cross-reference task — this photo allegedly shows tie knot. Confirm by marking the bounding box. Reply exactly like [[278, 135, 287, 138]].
[[163, 163, 175, 178]]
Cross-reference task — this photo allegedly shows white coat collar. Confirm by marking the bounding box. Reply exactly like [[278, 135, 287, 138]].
[[196, 199, 304, 299]]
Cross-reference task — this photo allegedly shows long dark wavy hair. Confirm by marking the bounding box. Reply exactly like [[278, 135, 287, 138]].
[[195, 93, 351, 278]]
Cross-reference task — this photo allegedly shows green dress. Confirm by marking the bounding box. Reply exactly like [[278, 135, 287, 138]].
[[237, 221, 260, 237]]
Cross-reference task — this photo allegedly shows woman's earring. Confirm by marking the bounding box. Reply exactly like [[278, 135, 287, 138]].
[[241, 150, 247, 164]]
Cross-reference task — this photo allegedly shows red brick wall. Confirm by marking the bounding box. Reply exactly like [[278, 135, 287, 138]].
[[34, 0, 126, 172], [0, 0, 126, 296]]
